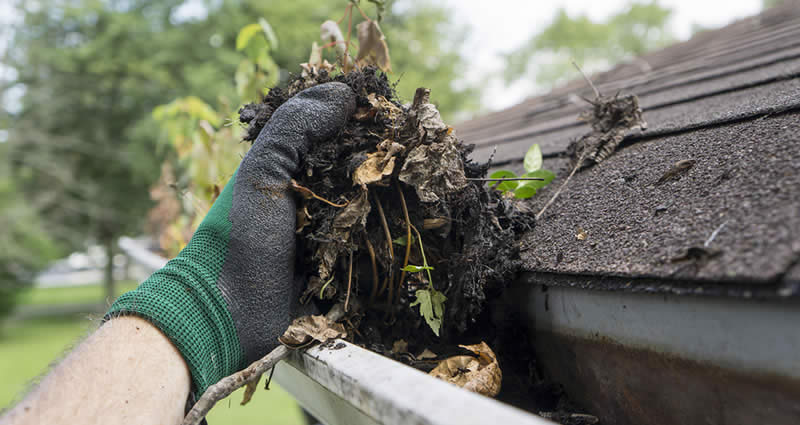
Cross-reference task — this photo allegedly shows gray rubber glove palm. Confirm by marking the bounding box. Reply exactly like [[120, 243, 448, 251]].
[[108, 82, 356, 394]]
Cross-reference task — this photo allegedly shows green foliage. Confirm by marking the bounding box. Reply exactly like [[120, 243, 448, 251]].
[[401, 264, 434, 272], [0, 147, 61, 320], [392, 234, 416, 246], [409, 288, 446, 337], [505, 1, 674, 87], [402, 226, 444, 336], [489, 143, 555, 199]]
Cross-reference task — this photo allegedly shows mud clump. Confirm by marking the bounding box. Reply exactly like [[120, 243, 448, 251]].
[[240, 67, 533, 349]]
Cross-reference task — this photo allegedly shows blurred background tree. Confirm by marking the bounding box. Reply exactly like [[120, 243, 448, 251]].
[[504, 0, 674, 87], [1, 0, 477, 305]]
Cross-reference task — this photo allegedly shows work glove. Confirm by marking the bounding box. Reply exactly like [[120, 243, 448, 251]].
[[107, 82, 356, 395]]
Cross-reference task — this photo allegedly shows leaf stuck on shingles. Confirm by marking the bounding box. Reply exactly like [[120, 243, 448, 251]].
[[429, 341, 502, 397], [278, 315, 347, 349]]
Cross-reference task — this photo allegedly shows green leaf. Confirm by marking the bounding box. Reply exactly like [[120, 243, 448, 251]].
[[402, 264, 434, 273], [236, 24, 262, 51], [519, 169, 556, 190], [410, 289, 446, 336], [488, 170, 518, 193], [513, 185, 537, 199], [393, 234, 416, 246], [523, 144, 543, 172], [258, 18, 279, 50]]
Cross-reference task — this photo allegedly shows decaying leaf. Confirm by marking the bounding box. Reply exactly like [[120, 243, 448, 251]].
[[429, 341, 502, 397], [417, 348, 437, 360], [333, 189, 371, 229], [278, 315, 347, 349], [353, 151, 396, 186], [320, 20, 346, 58], [300, 42, 336, 79], [240, 374, 261, 405], [356, 20, 391, 72], [399, 138, 468, 202], [410, 288, 446, 336], [576, 227, 587, 241], [368, 93, 403, 122], [296, 205, 312, 233], [398, 97, 467, 202], [392, 339, 409, 354], [569, 93, 647, 169], [656, 159, 696, 185]]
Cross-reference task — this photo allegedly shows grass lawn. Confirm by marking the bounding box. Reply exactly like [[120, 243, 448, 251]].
[[17, 281, 140, 306], [1, 285, 305, 425]]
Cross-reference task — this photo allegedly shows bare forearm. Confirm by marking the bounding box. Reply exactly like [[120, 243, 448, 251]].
[[1, 316, 191, 425]]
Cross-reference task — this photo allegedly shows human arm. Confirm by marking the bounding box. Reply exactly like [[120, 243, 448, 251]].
[[0, 82, 356, 425]]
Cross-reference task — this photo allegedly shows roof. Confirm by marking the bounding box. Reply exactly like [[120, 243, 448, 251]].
[[456, 2, 800, 296]]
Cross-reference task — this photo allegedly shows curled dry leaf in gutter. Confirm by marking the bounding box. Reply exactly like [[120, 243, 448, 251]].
[[278, 315, 347, 349], [429, 341, 502, 397], [417, 348, 437, 360], [391, 339, 409, 355], [356, 20, 391, 72]]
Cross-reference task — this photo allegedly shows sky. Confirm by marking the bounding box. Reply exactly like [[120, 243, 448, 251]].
[[439, 0, 763, 111], [0, 0, 764, 121]]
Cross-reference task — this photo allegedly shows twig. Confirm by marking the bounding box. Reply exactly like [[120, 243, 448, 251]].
[[572, 60, 600, 99], [396, 182, 413, 304], [182, 345, 290, 425], [373, 194, 394, 296], [409, 224, 434, 288], [182, 306, 347, 425], [467, 177, 545, 182], [535, 151, 588, 221], [364, 234, 380, 302], [704, 220, 728, 247], [344, 248, 354, 312], [290, 180, 348, 208], [343, 5, 353, 72], [353, 1, 372, 22]]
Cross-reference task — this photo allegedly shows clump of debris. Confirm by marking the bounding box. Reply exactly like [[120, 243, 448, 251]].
[[240, 67, 533, 349]]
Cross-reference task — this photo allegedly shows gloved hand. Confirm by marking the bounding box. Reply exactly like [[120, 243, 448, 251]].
[[107, 82, 356, 395]]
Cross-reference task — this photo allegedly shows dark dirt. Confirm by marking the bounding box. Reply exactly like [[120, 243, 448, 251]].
[[241, 67, 598, 423]]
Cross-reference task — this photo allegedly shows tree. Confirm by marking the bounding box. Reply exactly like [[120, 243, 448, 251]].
[[2, 0, 478, 302], [504, 1, 674, 88], [3, 0, 242, 300], [0, 144, 60, 322]]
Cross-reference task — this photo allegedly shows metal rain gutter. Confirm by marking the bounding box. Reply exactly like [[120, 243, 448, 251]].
[[522, 281, 800, 425], [274, 340, 554, 425]]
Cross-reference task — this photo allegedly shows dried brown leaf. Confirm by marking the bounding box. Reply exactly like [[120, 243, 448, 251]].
[[429, 341, 501, 397], [296, 205, 312, 233], [333, 189, 371, 229], [391, 339, 409, 354], [278, 315, 347, 349], [417, 348, 437, 360], [356, 20, 391, 72], [353, 152, 395, 186], [367, 93, 402, 122], [240, 374, 261, 405]]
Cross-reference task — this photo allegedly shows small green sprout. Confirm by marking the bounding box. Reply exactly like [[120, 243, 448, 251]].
[[402, 226, 446, 336], [488, 143, 555, 199]]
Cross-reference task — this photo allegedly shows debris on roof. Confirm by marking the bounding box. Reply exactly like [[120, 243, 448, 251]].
[[456, 1, 800, 293]]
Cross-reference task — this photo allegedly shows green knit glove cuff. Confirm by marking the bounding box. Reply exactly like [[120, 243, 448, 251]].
[[106, 174, 245, 395]]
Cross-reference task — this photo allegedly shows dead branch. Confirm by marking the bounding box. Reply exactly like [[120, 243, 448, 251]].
[[182, 306, 347, 425], [181, 345, 291, 425], [535, 151, 588, 221]]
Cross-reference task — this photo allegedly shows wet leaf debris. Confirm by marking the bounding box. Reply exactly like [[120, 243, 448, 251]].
[[240, 67, 533, 346]]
